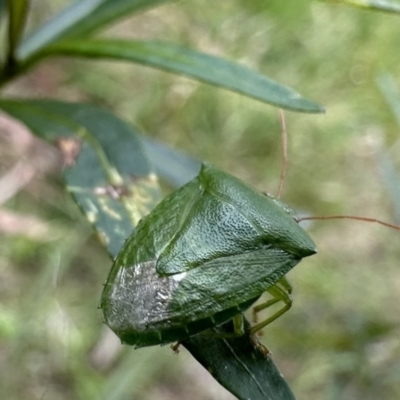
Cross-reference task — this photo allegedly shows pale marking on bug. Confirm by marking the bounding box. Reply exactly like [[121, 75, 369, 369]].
[[172, 271, 187, 282]]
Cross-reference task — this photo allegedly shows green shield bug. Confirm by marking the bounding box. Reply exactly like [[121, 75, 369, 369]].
[[101, 162, 317, 348]]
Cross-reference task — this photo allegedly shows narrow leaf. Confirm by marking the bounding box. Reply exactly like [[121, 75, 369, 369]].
[[376, 73, 400, 221], [183, 318, 297, 400], [375, 149, 400, 222], [36, 39, 324, 113], [0, 99, 160, 257], [377, 72, 400, 128], [17, 0, 169, 61], [0, 0, 7, 46], [6, 0, 29, 59], [321, 0, 400, 13]]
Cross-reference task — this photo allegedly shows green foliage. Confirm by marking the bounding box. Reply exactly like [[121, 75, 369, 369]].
[[1, 1, 400, 400], [33, 39, 324, 112]]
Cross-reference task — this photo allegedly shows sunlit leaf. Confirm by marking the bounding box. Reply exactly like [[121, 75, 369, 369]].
[[377, 72, 400, 127], [376, 73, 400, 221], [322, 0, 400, 14], [375, 149, 400, 222], [17, 0, 170, 61], [0, 98, 160, 257]]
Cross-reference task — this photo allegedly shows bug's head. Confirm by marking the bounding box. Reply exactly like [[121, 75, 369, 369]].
[[198, 163, 317, 259]]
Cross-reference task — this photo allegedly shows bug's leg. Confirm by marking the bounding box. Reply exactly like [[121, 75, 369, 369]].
[[252, 277, 292, 323], [232, 313, 245, 336], [249, 284, 293, 335], [170, 341, 181, 354], [252, 297, 280, 323], [278, 276, 292, 294]]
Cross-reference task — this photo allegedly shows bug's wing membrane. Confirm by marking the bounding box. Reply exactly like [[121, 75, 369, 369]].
[[167, 247, 300, 322]]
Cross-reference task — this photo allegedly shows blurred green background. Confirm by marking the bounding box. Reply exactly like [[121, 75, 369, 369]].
[[1, 0, 400, 399]]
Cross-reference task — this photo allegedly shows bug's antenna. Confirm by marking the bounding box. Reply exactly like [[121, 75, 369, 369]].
[[297, 215, 400, 231], [277, 109, 288, 199]]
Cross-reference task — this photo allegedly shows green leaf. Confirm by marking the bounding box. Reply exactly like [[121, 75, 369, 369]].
[[375, 149, 400, 222], [17, 0, 170, 61], [0, 98, 160, 257], [377, 72, 400, 128], [183, 318, 297, 400], [321, 0, 400, 14], [0, 0, 6, 13], [376, 73, 400, 221], [0, 1, 7, 49], [35, 39, 324, 113], [6, 0, 29, 58]]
